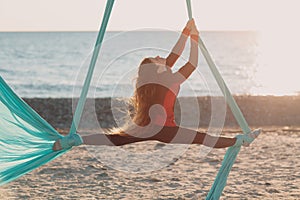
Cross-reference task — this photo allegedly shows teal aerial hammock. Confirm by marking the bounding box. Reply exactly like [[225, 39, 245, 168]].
[[1, 0, 253, 199], [0, 0, 115, 186]]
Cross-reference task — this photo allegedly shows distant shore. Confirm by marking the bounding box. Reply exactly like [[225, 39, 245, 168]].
[[23, 95, 300, 130]]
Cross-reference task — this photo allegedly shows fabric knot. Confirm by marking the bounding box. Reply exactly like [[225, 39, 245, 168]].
[[60, 133, 83, 149], [234, 129, 261, 147]]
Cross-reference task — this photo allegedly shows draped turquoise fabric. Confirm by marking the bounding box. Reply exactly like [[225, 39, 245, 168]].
[[0, 76, 68, 186], [0, 0, 115, 186], [185, 0, 251, 199]]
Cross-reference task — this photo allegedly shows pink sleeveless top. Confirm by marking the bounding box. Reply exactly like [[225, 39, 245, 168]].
[[151, 68, 184, 127]]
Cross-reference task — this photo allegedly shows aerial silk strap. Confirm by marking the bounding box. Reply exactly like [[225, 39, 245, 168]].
[[0, 0, 114, 186], [185, 0, 251, 199], [69, 0, 115, 135]]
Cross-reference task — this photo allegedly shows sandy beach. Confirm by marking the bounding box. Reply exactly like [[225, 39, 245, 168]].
[[1, 96, 300, 199]]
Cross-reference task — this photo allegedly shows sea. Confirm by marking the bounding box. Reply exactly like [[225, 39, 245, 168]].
[[0, 31, 298, 98]]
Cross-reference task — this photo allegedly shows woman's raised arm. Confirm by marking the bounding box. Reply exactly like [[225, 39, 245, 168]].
[[165, 20, 194, 68], [177, 23, 199, 80]]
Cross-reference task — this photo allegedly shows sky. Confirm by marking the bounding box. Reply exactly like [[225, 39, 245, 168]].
[[1, 0, 299, 32]]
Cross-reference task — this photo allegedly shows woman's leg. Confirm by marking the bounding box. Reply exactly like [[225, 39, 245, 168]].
[[153, 126, 237, 148], [52, 126, 161, 151]]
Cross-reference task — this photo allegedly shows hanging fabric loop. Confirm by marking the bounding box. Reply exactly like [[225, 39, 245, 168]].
[[69, 0, 115, 135], [185, 0, 252, 199]]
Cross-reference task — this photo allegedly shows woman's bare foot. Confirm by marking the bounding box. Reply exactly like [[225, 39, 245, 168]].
[[235, 128, 262, 147], [52, 140, 62, 151]]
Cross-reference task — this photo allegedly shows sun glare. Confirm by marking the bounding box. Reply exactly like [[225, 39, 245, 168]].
[[254, 28, 300, 96]]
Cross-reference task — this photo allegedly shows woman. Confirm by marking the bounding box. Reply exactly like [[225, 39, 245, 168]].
[[53, 19, 260, 151]]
